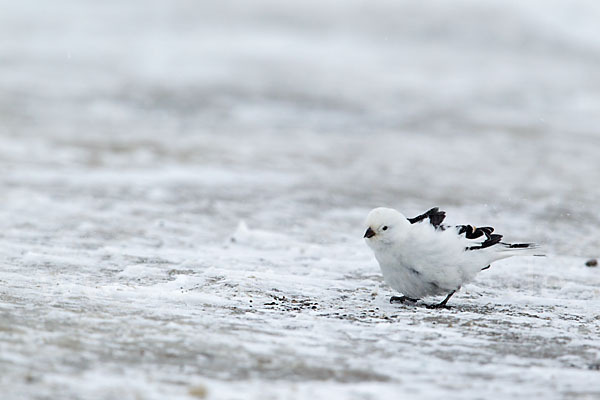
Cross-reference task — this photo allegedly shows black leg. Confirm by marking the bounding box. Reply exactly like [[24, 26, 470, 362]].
[[426, 291, 456, 309], [390, 295, 418, 304]]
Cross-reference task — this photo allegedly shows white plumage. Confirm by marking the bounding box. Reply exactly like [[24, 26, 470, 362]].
[[364, 207, 538, 307]]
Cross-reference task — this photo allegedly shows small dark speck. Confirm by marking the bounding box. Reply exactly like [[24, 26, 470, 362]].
[[586, 259, 598, 267], [230, 237, 236, 243]]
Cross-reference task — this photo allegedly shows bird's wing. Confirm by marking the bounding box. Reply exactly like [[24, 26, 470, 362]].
[[410, 209, 536, 253], [407, 207, 446, 229], [460, 225, 539, 255], [456, 225, 502, 250], [452, 224, 502, 250]]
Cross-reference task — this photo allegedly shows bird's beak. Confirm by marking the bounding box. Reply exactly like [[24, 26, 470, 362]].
[[364, 227, 376, 238]]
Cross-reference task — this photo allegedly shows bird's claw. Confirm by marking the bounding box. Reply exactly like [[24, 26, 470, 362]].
[[425, 303, 452, 309], [390, 296, 418, 304]]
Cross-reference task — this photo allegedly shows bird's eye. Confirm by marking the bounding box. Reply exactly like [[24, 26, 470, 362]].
[[382, 226, 388, 231]]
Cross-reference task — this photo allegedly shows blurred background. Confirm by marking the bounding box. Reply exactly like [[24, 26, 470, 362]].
[[2, 0, 600, 253], [2, 1, 600, 399]]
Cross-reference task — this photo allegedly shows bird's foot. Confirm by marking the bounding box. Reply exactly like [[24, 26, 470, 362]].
[[425, 290, 456, 309], [425, 302, 452, 309], [425, 288, 460, 309], [390, 296, 418, 304]]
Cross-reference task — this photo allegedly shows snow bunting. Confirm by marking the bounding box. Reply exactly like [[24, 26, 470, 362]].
[[364, 207, 538, 308]]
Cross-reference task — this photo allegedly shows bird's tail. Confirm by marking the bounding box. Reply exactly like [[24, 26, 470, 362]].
[[498, 242, 544, 256]]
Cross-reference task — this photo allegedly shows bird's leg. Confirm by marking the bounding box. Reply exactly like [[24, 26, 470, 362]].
[[390, 295, 418, 304], [426, 291, 456, 309]]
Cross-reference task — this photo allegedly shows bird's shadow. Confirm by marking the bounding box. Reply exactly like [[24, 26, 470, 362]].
[[390, 300, 498, 313]]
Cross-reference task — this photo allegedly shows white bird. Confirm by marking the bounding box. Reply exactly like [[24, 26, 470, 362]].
[[364, 207, 539, 308]]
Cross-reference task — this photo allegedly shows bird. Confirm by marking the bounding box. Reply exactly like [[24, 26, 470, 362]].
[[363, 207, 539, 308]]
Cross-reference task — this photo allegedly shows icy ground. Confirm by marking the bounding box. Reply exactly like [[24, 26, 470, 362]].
[[1, 0, 600, 399]]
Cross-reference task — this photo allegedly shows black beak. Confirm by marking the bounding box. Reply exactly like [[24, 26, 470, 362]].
[[364, 227, 376, 238]]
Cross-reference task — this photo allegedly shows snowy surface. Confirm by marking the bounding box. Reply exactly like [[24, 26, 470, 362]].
[[1, 0, 600, 399]]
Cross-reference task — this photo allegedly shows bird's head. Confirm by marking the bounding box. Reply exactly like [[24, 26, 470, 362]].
[[364, 207, 408, 249]]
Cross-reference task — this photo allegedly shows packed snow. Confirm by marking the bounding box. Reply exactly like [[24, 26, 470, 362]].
[[1, 0, 600, 399]]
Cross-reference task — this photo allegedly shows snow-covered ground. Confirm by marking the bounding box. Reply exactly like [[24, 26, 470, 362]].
[[1, 1, 600, 399]]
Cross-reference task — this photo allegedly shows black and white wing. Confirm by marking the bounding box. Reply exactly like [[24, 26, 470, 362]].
[[457, 223, 538, 253], [409, 207, 538, 254], [456, 224, 502, 250], [407, 207, 446, 229]]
